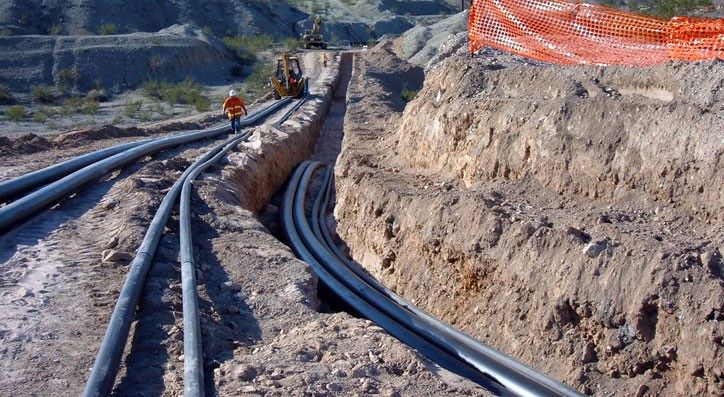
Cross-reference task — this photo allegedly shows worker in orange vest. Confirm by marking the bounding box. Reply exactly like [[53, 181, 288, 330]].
[[222, 89, 247, 134], [321, 52, 328, 67]]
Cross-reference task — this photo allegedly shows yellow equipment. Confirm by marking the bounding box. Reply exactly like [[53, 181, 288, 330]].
[[270, 52, 306, 99], [303, 15, 327, 49]]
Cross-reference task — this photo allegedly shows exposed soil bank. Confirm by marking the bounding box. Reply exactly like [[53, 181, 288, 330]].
[[333, 43, 723, 396]]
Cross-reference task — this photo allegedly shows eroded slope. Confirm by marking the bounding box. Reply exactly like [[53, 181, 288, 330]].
[[334, 43, 723, 396]]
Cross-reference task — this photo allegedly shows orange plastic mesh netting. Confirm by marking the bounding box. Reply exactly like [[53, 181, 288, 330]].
[[468, 0, 724, 66]]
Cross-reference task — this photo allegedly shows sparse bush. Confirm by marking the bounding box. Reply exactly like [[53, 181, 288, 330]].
[[283, 36, 303, 51], [98, 23, 117, 35], [0, 84, 14, 104], [142, 78, 210, 112], [139, 111, 151, 122], [400, 84, 418, 102], [123, 99, 143, 117], [32, 84, 55, 104], [243, 60, 276, 99], [58, 67, 80, 83], [49, 24, 64, 35], [223, 34, 273, 62], [6, 105, 26, 122], [111, 115, 124, 125], [32, 110, 48, 123], [83, 98, 100, 114], [86, 89, 108, 102]]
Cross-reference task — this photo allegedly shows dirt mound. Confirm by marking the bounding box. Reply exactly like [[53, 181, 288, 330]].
[[332, 43, 723, 396], [395, 10, 468, 67], [0, 133, 52, 155]]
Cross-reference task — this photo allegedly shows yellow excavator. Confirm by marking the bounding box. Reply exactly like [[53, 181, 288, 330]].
[[303, 15, 327, 49], [270, 51, 306, 99]]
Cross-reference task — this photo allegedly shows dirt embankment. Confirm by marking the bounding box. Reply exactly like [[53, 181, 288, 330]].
[[333, 42, 723, 396]]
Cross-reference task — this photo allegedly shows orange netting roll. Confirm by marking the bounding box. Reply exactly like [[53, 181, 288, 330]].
[[469, 0, 724, 66]]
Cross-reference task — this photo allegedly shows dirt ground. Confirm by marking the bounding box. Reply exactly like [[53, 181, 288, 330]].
[[0, 52, 491, 396], [332, 42, 723, 396]]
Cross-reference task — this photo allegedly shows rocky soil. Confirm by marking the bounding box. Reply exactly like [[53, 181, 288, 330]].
[[0, 52, 491, 396], [332, 42, 723, 396]]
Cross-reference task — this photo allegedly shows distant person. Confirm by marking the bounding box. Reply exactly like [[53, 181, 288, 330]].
[[321, 52, 328, 67], [222, 90, 247, 134]]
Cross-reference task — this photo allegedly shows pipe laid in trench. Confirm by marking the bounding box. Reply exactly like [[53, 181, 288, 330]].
[[293, 161, 582, 397], [0, 98, 291, 235], [82, 101, 289, 397], [282, 161, 508, 395]]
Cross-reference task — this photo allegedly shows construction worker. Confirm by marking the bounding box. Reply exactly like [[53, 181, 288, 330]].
[[222, 89, 247, 134], [321, 51, 328, 67]]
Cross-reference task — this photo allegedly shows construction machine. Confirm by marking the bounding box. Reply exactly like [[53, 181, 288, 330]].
[[270, 51, 306, 99], [302, 15, 327, 49]]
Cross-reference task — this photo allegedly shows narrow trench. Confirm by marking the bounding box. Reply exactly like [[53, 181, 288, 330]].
[[258, 53, 354, 315]]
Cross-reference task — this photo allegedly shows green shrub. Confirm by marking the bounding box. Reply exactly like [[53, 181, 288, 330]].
[[32, 84, 55, 104], [123, 99, 143, 117], [58, 67, 80, 83], [86, 89, 108, 102], [32, 110, 48, 123], [243, 60, 275, 99], [5, 105, 25, 122], [142, 78, 210, 111], [223, 34, 273, 62], [400, 84, 418, 102], [283, 36, 303, 51], [98, 23, 117, 35], [83, 98, 100, 114], [49, 24, 64, 35], [0, 84, 14, 104]]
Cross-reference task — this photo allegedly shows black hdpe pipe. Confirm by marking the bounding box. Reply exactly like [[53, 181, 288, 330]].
[[0, 98, 291, 235], [310, 168, 583, 397], [282, 161, 507, 395], [273, 80, 310, 129], [179, 129, 253, 397], [82, 101, 288, 397], [0, 139, 151, 203]]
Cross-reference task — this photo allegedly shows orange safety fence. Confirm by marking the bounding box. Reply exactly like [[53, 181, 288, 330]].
[[469, 0, 724, 66]]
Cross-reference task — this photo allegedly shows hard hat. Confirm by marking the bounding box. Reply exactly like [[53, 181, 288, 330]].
[[229, 89, 237, 97]]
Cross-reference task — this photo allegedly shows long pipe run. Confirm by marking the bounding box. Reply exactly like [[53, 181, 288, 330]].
[[82, 101, 288, 397], [0, 99, 291, 235], [0, 139, 151, 203]]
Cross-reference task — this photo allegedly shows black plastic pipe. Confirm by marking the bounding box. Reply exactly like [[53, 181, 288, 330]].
[[179, 129, 254, 397], [0, 99, 291, 235], [282, 161, 507, 395], [309, 166, 583, 397], [0, 139, 151, 203], [82, 101, 288, 397]]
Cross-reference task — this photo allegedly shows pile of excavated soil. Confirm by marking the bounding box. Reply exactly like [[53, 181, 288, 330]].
[[332, 42, 723, 396]]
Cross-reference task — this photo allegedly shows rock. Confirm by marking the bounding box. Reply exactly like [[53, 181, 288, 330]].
[[224, 281, 243, 292], [583, 240, 607, 258], [233, 364, 258, 382], [635, 384, 648, 397], [566, 226, 591, 243], [350, 364, 367, 378], [581, 342, 597, 364], [102, 250, 133, 263], [226, 306, 240, 315], [325, 382, 342, 392], [105, 236, 119, 249], [102, 199, 117, 210], [15, 287, 33, 299], [240, 385, 258, 394]]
